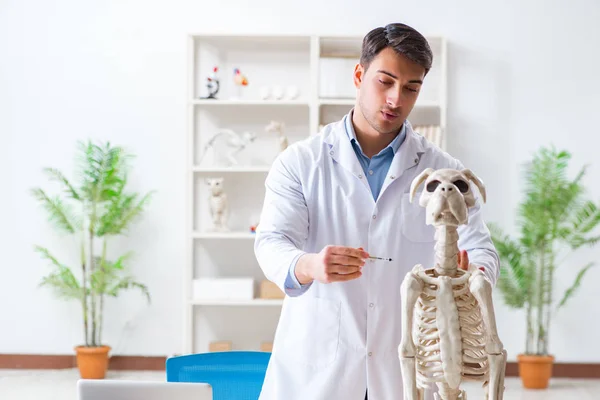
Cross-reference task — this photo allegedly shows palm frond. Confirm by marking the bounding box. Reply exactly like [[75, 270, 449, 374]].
[[488, 223, 530, 308], [106, 276, 151, 303], [30, 188, 78, 233], [101, 191, 155, 236], [561, 201, 600, 247], [35, 246, 83, 301], [77, 140, 132, 203], [111, 252, 133, 270], [43, 168, 81, 200], [556, 262, 594, 309], [90, 252, 135, 293]]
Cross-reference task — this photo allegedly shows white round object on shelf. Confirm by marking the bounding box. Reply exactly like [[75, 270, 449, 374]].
[[272, 85, 284, 100], [259, 86, 270, 100], [286, 85, 299, 100]]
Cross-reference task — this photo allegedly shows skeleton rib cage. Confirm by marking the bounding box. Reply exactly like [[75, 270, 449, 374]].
[[413, 268, 489, 391]]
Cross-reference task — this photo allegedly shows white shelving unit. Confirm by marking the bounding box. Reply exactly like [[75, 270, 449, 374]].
[[184, 33, 447, 355]]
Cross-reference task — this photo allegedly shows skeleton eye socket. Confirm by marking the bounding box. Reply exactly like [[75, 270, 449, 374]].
[[426, 180, 441, 192], [453, 180, 469, 193]]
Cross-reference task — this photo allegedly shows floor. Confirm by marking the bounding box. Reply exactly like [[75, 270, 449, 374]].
[[0, 369, 598, 399]]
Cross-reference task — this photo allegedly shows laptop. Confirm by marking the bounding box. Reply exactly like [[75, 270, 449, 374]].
[[77, 379, 213, 400]]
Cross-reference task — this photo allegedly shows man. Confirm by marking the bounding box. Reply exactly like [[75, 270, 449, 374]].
[[254, 23, 499, 400]]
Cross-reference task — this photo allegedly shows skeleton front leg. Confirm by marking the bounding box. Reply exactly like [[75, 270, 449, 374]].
[[468, 271, 506, 400], [227, 148, 241, 166], [399, 265, 425, 400]]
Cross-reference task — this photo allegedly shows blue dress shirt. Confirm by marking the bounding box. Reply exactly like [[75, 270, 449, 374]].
[[283, 111, 406, 295]]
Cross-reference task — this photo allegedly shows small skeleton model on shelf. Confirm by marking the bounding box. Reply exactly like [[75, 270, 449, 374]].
[[198, 129, 257, 167], [200, 66, 220, 99], [398, 168, 506, 400], [205, 178, 228, 232], [265, 120, 288, 152]]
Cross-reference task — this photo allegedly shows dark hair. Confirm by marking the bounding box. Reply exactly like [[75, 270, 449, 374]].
[[360, 23, 433, 75]]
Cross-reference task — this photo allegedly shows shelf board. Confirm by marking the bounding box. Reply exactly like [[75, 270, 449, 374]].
[[193, 166, 270, 173], [319, 98, 355, 106], [191, 99, 309, 106], [415, 100, 441, 108], [190, 34, 311, 51], [318, 99, 440, 108], [190, 299, 284, 306], [193, 231, 256, 239]]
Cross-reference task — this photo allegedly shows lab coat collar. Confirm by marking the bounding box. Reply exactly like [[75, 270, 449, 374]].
[[344, 110, 405, 156], [378, 120, 425, 198], [323, 115, 425, 198]]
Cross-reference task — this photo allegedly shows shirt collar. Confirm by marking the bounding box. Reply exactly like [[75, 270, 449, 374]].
[[344, 109, 406, 156]]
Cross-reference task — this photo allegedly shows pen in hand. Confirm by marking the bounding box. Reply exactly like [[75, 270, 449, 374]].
[[358, 247, 392, 262], [368, 256, 393, 261]]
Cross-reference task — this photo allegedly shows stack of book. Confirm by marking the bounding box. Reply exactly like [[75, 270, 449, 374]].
[[413, 125, 443, 148]]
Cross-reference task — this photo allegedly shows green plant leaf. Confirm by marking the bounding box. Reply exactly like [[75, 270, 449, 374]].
[[561, 200, 600, 249], [106, 276, 151, 303], [34, 246, 83, 301], [90, 252, 136, 293], [556, 262, 594, 309], [77, 140, 131, 203], [30, 189, 78, 233], [43, 167, 81, 200], [96, 182, 154, 236], [489, 222, 530, 308]]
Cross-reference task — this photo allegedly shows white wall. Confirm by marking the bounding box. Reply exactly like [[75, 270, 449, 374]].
[[1, 0, 600, 362]]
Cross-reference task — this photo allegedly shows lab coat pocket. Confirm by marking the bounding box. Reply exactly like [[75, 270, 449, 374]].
[[278, 296, 341, 369], [400, 192, 436, 243]]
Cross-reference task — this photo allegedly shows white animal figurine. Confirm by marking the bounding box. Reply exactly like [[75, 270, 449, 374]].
[[265, 120, 288, 152], [398, 168, 506, 400], [198, 129, 257, 167], [205, 177, 228, 232]]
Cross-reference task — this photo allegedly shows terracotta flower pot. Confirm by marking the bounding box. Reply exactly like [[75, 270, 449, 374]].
[[75, 345, 111, 379], [517, 353, 554, 389]]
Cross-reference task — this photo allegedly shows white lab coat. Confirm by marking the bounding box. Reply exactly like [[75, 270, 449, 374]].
[[254, 117, 499, 400]]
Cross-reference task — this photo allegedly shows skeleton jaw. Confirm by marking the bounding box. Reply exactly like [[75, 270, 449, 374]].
[[430, 210, 461, 227]]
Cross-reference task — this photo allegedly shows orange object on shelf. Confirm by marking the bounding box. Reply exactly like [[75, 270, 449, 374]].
[[259, 280, 285, 299]]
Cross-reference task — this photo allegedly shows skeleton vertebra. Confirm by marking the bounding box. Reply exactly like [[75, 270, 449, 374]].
[[398, 168, 507, 400]]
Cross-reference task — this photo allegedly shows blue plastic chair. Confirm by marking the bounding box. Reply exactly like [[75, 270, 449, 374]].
[[166, 351, 271, 400]]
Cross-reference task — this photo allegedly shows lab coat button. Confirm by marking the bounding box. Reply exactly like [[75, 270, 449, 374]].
[[329, 151, 334, 156], [390, 175, 395, 179], [368, 352, 373, 357], [358, 174, 363, 179], [369, 303, 374, 308], [372, 215, 377, 219]]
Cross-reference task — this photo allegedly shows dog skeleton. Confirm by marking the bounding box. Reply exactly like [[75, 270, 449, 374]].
[[398, 168, 507, 400]]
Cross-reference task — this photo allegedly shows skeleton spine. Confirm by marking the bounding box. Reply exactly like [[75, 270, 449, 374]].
[[434, 225, 459, 276]]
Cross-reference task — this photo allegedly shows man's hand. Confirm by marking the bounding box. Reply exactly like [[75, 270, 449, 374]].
[[295, 245, 369, 285], [457, 249, 485, 272]]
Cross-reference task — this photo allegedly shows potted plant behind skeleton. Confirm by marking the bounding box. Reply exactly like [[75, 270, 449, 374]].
[[31, 140, 153, 379], [489, 145, 600, 389]]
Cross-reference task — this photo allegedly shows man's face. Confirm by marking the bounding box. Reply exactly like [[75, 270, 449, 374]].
[[354, 47, 426, 135]]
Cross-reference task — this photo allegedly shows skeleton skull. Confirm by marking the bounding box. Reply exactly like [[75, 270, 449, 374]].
[[409, 168, 486, 227]]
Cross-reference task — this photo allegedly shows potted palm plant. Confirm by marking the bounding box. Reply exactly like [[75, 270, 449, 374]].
[[489, 145, 600, 389], [31, 140, 154, 379]]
